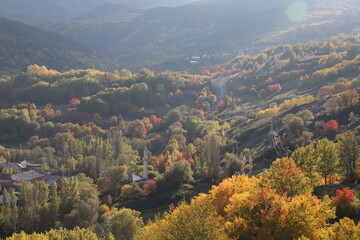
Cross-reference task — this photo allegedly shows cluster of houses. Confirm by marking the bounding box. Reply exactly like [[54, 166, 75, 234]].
[[0, 160, 66, 190], [0, 146, 151, 193]]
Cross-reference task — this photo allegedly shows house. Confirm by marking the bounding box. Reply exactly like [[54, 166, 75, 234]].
[[0, 162, 21, 171], [18, 160, 41, 170], [0, 170, 44, 189], [0, 160, 41, 172], [43, 175, 69, 188], [127, 173, 143, 182]]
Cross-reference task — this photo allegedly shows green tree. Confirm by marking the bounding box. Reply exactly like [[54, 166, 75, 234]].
[[207, 132, 222, 182], [97, 166, 127, 194], [316, 138, 341, 184], [338, 131, 360, 179], [292, 144, 321, 186], [261, 157, 312, 196], [165, 160, 194, 186], [18, 181, 37, 232], [63, 175, 100, 229], [102, 208, 144, 240], [1, 189, 18, 236], [48, 182, 60, 228], [59, 178, 80, 218]]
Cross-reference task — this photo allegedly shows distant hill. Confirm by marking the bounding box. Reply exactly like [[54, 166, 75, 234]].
[[0, 18, 117, 74], [0, 0, 198, 24], [74, 3, 149, 21], [41, 0, 360, 70], [40, 3, 150, 53]]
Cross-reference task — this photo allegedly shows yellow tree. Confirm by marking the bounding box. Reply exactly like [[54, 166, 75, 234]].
[[224, 187, 335, 240], [260, 157, 312, 196], [137, 200, 228, 240], [206, 175, 259, 216]]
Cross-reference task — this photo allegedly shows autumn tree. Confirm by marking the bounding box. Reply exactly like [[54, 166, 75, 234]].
[[224, 187, 335, 240], [324, 217, 360, 240], [206, 132, 223, 182], [6, 227, 99, 240], [136, 200, 228, 240], [62, 175, 100, 229], [164, 160, 194, 187], [206, 175, 259, 216], [340, 89, 359, 109], [316, 138, 341, 184], [1, 189, 18, 236], [291, 144, 321, 186], [220, 152, 242, 177], [333, 188, 355, 208], [101, 208, 144, 240], [260, 157, 312, 196], [338, 131, 360, 179], [47, 182, 59, 229], [97, 166, 127, 194]]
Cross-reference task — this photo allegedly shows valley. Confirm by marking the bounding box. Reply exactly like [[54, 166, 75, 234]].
[[0, 0, 360, 239]]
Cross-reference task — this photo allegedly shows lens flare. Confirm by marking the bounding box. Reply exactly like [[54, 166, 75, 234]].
[[286, 1, 308, 22]]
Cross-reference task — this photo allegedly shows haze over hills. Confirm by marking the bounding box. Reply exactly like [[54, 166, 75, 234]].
[[40, 0, 360, 70], [40, 3, 150, 54], [0, 0, 199, 24], [0, 18, 117, 73]]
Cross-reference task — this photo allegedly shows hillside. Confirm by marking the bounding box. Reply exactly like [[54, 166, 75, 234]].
[[74, 3, 149, 21], [41, 0, 360, 70], [40, 3, 150, 53], [0, 18, 117, 74], [0, 35, 359, 239], [1, 0, 360, 239], [0, 0, 198, 24]]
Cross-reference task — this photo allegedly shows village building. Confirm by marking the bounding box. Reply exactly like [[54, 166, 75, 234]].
[[0, 170, 44, 189], [0, 160, 41, 172]]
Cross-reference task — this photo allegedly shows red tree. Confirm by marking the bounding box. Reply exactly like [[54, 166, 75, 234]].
[[268, 84, 282, 93], [201, 69, 211, 75], [142, 179, 157, 196], [316, 86, 334, 98], [69, 98, 81, 106], [333, 188, 355, 207], [323, 120, 339, 133]]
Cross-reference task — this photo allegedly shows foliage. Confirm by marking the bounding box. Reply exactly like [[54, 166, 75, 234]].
[[316, 138, 341, 184], [136, 200, 228, 240], [260, 157, 312, 196], [6, 227, 99, 240], [292, 144, 322, 186], [333, 188, 355, 208], [101, 208, 144, 240], [323, 120, 339, 133], [338, 131, 360, 179]]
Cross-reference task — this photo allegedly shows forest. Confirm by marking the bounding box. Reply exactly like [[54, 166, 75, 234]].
[[0, 0, 360, 238], [0, 33, 358, 239]]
